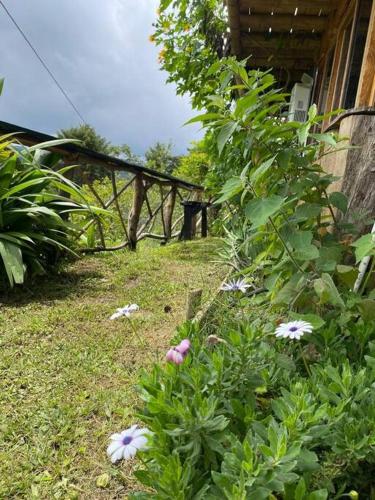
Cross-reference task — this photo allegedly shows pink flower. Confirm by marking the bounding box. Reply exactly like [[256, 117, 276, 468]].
[[166, 338, 191, 365], [177, 339, 191, 355]]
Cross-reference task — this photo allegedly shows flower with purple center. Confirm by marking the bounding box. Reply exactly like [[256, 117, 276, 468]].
[[110, 304, 139, 320], [166, 338, 191, 365], [275, 320, 313, 340], [220, 278, 251, 293], [107, 425, 151, 463]]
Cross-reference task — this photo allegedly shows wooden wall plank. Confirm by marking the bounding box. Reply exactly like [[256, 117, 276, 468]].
[[356, 0, 375, 106], [227, 0, 242, 55]]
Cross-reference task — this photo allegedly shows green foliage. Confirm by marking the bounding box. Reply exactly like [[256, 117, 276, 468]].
[[132, 313, 375, 498], [145, 141, 180, 175], [0, 137, 102, 287], [152, 0, 226, 108], [128, 57, 375, 500], [185, 60, 370, 315], [57, 124, 141, 182], [173, 141, 210, 185], [57, 124, 113, 155]]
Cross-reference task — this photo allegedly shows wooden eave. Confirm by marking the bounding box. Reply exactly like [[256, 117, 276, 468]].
[[226, 0, 339, 75]]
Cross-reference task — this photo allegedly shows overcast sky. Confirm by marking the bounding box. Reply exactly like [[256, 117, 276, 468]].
[[0, 0, 201, 155]]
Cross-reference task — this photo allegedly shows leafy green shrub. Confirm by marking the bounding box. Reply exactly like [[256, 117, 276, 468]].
[[0, 137, 103, 287], [130, 310, 375, 499], [123, 61, 375, 499]]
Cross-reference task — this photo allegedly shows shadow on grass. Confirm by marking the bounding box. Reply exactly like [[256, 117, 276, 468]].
[[0, 268, 104, 306]]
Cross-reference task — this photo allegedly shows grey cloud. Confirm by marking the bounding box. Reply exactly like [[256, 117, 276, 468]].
[[0, 0, 202, 154]]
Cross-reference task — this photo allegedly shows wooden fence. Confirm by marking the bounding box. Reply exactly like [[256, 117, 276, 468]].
[[0, 120, 205, 251]]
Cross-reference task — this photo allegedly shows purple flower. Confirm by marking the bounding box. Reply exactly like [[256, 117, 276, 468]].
[[110, 304, 139, 320], [107, 425, 151, 463], [275, 321, 313, 340], [166, 338, 191, 365], [221, 278, 251, 293]]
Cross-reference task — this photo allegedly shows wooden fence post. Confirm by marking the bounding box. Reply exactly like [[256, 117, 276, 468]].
[[191, 189, 203, 238], [201, 204, 208, 238], [128, 174, 145, 250], [163, 185, 177, 240]]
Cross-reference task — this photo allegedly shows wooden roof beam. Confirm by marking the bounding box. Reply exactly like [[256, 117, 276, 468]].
[[239, 0, 337, 14], [241, 46, 319, 60], [240, 14, 328, 33], [240, 33, 322, 51], [245, 57, 315, 70]]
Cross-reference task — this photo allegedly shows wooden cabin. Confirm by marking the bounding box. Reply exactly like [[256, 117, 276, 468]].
[[227, 0, 375, 222]]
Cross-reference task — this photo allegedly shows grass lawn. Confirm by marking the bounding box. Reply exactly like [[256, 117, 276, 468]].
[[0, 238, 223, 499]]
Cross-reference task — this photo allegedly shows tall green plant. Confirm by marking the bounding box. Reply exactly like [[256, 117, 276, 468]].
[[188, 60, 369, 315], [0, 137, 105, 287]]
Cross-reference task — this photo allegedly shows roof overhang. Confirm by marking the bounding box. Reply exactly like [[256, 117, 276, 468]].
[[226, 0, 339, 82]]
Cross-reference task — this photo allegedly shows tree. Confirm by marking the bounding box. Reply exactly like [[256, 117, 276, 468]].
[[58, 124, 112, 154], [152, 0, 227, 108], [173, 140, 210, 185], [145, 141, 180, 175], [57, 124, 140, 183]]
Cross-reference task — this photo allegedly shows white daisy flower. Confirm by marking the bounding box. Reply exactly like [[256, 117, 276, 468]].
[[275, 320, 313, 340], [107, 425, 151, 463], [220, 278, 251, 293], [110, 304, 139, 320]]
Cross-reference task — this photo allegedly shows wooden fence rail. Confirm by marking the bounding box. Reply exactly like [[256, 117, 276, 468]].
[[0, 120, 205, 251]]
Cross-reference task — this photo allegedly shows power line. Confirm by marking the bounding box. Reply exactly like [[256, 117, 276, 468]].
[[0, 0, 86, 124]]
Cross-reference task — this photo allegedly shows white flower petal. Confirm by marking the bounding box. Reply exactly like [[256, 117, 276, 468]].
[[132, 427, 150, 439], [274, 320, 313, 340], [132, 435, 149, 450], [124, 445, 137, 459], [110, 445, 126, 463], [107, 440, 123, 456]]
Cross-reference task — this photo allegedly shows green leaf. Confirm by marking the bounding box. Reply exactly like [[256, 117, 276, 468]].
[[313, 273, 345, 308], [336, 264, 358, 288], [292, 203, 322, 221], [184, 113, 222, 125], [96, 473, 110, 488], [159, 0, 173, 11], [316, 245, 342, 272], [286, 230, 319, 261], [0, 240, 24, 286], [289, 312, 325, 329], [217, 121, 237, 155], [307, 490, 328, 500], [358, 299, 375, 321], [329, 191, 348, 213], [310, 133, 337, 146], [0, 78, 4, 95], [308, 104, 317, 121], [273, 273, 307, 305], [294, 478, 306, 500], [250, 155, 277, 185], [352, 233, 375, 262], [297, 123, 309, 145], [26, 138, 80, 152], [234, 93, 258, 117], [245, 195, 285, 228], [215, 177, 243, 204]]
